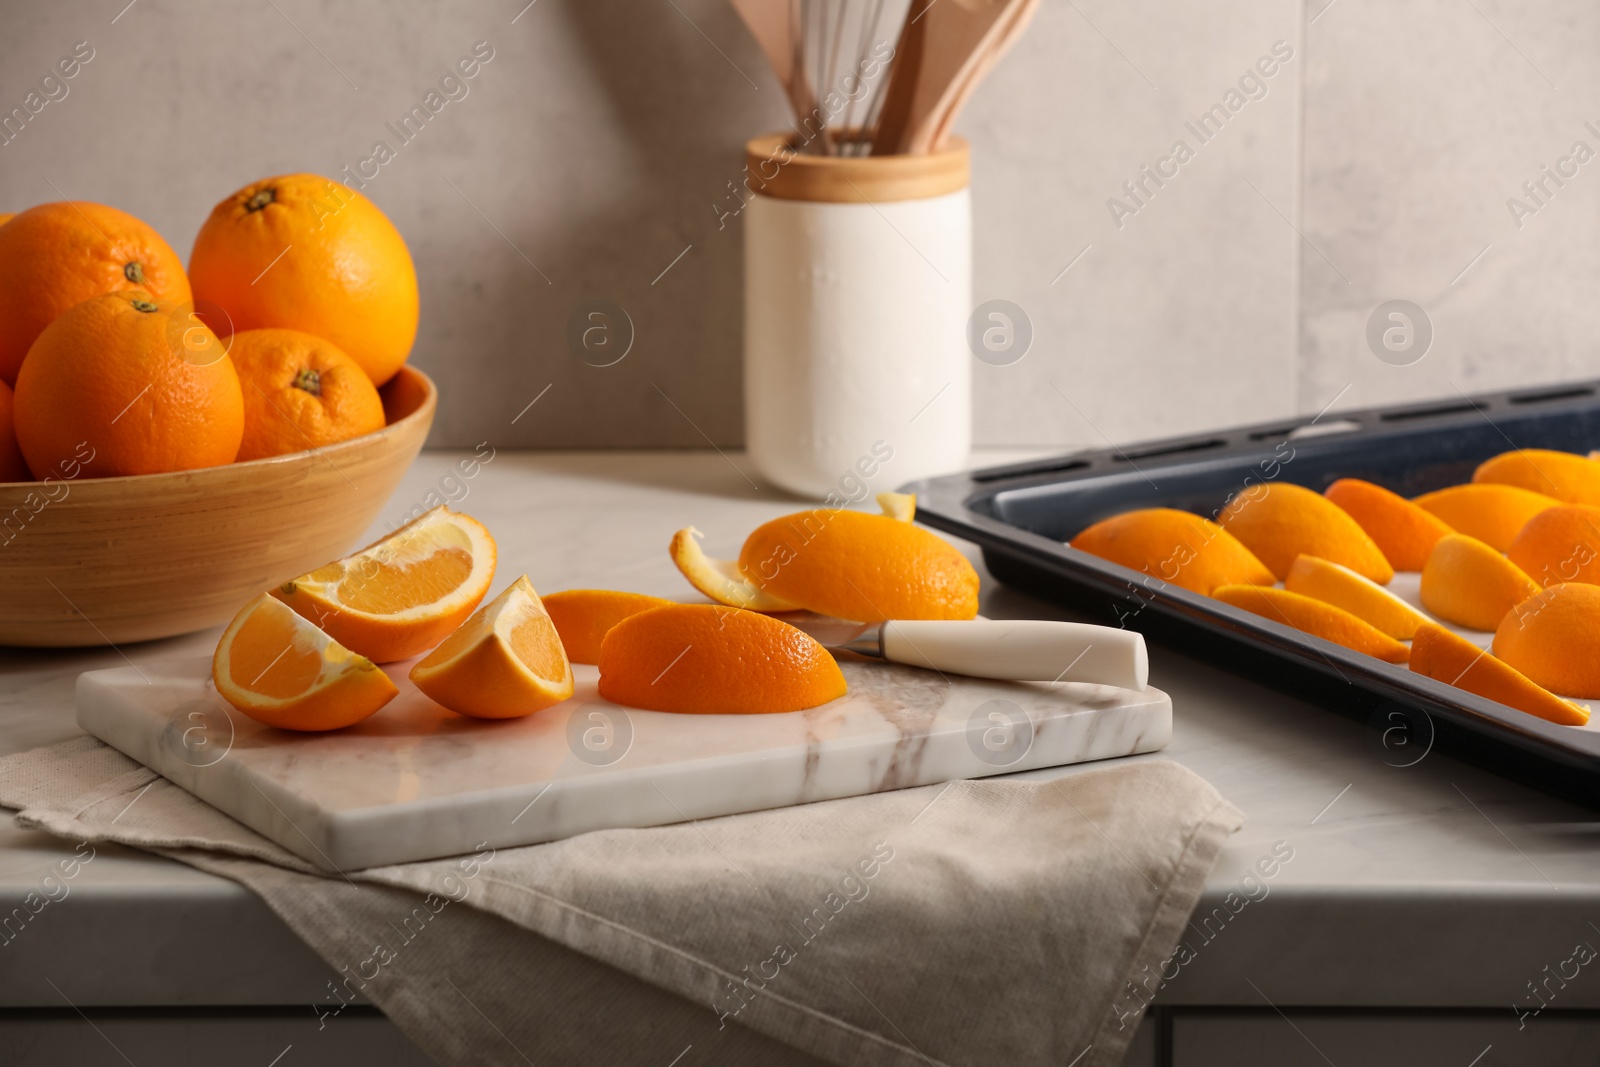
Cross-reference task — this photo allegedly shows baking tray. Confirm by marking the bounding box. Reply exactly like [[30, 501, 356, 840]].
[[902, 381, 1600, 797]]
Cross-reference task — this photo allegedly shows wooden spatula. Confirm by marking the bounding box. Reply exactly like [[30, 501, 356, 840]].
[[729, 0, 817, 124], [924, 0, 1039, 152], [871, 0, 1018, 155]]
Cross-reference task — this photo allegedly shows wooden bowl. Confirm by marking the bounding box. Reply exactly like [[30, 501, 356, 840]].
[[0, 366, 436, 647]]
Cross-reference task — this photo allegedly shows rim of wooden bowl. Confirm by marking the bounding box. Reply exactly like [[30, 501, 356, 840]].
[[0, 365, 436, 494]]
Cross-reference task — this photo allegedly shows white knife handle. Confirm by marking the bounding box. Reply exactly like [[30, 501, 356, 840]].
[[880, 620, 1148, 690]]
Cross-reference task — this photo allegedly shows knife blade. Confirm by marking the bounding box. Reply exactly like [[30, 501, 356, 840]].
[[782, 614, 1148, 690]]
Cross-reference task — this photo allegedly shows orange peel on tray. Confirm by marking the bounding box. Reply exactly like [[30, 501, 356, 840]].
[[1473, 448, 1600, 507], [1323, 478, 1453, 572], [1284, 554, 1429, 640], [1069, 507, 1273, 596], [1211, 584, 1410, 664], [1419, 533, 1540, 632], [1494, 582, 1600, 700], [1412, 622, 1588, 727], [1412, 483, 1559, 553], [1218, 482, 1394, 584]]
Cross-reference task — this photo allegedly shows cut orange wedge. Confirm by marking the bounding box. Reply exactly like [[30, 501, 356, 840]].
[[1284, 554, 1430, 639], [274, 506, 496, 662], [543, 589, 673, 664], [212, 594, 398, 731], [409, 576, 574, 719]]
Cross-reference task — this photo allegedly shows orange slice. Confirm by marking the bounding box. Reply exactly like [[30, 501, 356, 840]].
[[1494, 583, 1600, 699], [1284, 554, 1430, 639], [1412, 484, 1559, 552], [597, 603, 846, 713], [1070, 508, 1274, 596], [1323, 478, 1454, 571], [1212, 584, 1410, 663], [543, 589, 673, 664], [212, 593, 398, 731], [1473, 449, 1600, 506], [1413, 622, 1587, 726], [1506, 504, 1600, 587], [1419, 533, 1539, 632], [274, 506, 496, 662], [409, 576, 574, 719], [1218, 482, 1393, 583]]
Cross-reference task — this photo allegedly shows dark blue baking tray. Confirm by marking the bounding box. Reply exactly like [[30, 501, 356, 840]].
[[902, 382, 1600, 797]]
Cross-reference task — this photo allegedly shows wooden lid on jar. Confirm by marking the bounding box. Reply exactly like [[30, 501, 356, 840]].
[[744, 133, 969, 204]]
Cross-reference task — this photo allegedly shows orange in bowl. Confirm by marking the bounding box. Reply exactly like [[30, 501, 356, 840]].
[[213, 593, 399, 731], [1218, 482, 1393, 583], [411, 577, 575, 719], [1494, 583, 1600, 699], [1474, 449, 1600, 506], [13, 291, 243, 479], [1323, 478, 1453, 571], [0, 380, 28, 482], [1413, 483, 1559, 553], [230, 328, 385, 461], [0, 201, 191, 386], [1070, 507, 1273, 596], [598, 604, 846, 713], [1506, 504, 1600, 587], [274, 505, 496, 662], [190, 174, 418, 386], [543, 589, 674, 664], [1419, 533, 1540, 632]]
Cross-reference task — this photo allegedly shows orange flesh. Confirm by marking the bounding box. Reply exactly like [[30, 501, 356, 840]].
[[226, 606, 324, 698], [510, 614, 567, 678], [334, 548, 474, 614]]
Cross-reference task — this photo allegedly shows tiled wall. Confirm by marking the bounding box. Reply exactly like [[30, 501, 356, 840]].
[[1, 0, 1590, 450]]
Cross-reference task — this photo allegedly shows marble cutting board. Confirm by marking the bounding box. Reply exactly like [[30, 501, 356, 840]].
[[76, 655, 1172, 871]]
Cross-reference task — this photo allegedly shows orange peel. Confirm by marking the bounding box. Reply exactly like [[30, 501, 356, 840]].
[[1419, 533, 1540, 632], [1412, 483, 1559, 553], [1218, 482, 1393, 583], [1323, 478, 1453, 571], [1212, 584, 1410, 663], [1070, 507, 1274, 596], [1494, 583, 1600, 700], [1505, 504, 1600, 588], [543, 589, 674, 665], [1473, 448, 1600, 506], [1284, 554, 1429, 639], [1412, 622, 1587, 726]]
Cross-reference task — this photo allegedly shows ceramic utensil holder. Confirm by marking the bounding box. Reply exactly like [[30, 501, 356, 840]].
[[743, 134, 971, 500]]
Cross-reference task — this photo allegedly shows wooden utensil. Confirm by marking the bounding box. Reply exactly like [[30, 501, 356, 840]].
[[925, 0, 1039, 151], [730, 0, 817, 124], [871, 0, 1019, 156]]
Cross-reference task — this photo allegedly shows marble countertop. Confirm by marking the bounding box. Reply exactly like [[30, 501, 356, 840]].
[[4, 450, 1599, 1013]]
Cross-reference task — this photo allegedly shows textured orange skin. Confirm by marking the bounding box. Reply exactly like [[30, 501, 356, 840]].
[[0, 380, 29, 482], [0, 213, 12, 226], [1071, 507, 1274, 596], [1494, 583, 1600, 700], [598, 604, 846, 713], [1419, 533, 1540, 632], [212, 595, 399, 732], [1506, 505, 1600, 588], [1284, 554, 1429, 639], [1474, 449, 1600, 506], [190, 174, 418, 386], [738, 510, 978, 622], [0, 201, 191, 386], [229, 328, 385, 461], [1212, 584, 1411, 663], [13, 291, 242, 479], [543, 589, 673, 664], [1324, 478, 1454, 571], [1414, 622, 1588, 726], [1219, 482, 1394, 583], [1413, 483, 1559, 553]]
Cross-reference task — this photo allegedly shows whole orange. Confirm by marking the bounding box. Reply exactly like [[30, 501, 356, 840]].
[[13, 291, 243, 478], [229, 328, 385, 461], [0, 213, 13, 228], [0, 380, 29, 482], [189, 174, 418, 386], [0, 202, 191, 386]]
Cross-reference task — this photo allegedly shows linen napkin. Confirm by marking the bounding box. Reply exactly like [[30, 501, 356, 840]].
[[1, 738, 1240, 1067]]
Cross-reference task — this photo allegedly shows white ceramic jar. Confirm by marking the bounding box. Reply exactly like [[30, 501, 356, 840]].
[[743, 135, 972, 500]]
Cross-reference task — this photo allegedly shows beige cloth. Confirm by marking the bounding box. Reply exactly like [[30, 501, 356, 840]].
[[1, 738, 1241, 1067]]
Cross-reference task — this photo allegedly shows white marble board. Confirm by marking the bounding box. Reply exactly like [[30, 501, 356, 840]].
[[76, 655, 1171, 871]]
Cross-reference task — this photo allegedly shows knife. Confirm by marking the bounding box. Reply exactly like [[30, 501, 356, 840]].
[[784, 615, 1148, 691]]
